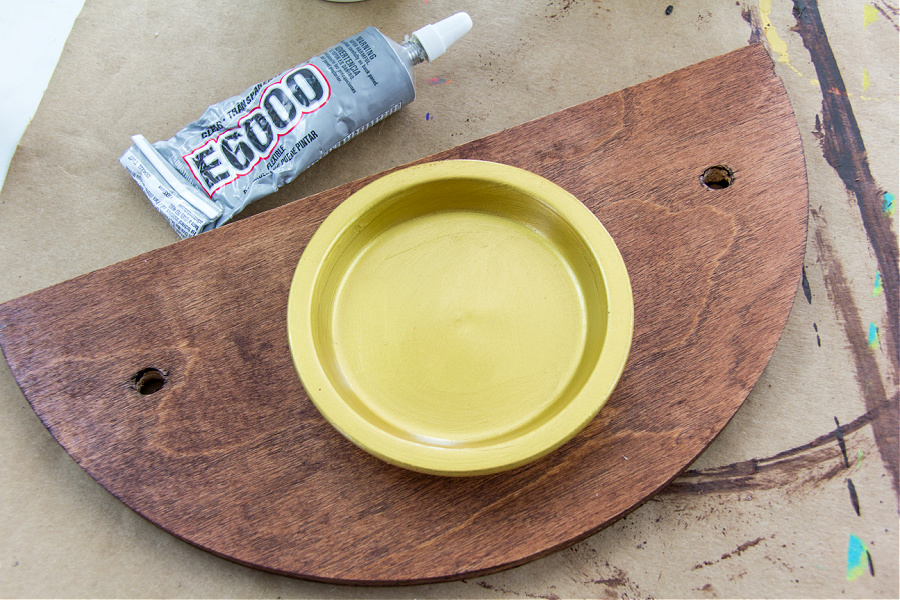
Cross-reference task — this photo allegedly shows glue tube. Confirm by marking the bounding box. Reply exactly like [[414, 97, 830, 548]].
[[119, 13, 473, 238]]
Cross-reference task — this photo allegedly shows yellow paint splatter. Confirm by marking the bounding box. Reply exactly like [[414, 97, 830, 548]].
[[756, 1, 878, 98], [864, 4, 879, 28], [759, 0, 806, 79]]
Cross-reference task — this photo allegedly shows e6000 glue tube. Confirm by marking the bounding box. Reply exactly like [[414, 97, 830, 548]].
[[119, 12, 472, 238]]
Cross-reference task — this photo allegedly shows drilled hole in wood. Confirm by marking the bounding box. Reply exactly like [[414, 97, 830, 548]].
[[701, 165, 734, 189], [132, 368, 166, 395]]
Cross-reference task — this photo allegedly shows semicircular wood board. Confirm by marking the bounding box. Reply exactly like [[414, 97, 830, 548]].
[[0, 44, 807, 585]]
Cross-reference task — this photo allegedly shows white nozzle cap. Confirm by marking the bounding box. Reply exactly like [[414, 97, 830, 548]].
[[412, 12, 472, 62]]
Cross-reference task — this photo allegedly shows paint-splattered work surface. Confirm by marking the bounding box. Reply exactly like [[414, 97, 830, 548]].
[[0, 1, 896, 598]]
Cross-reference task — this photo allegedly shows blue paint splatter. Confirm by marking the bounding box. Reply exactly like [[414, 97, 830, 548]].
[[873, 272, 883, 297], [847, 534, 871, 580], [867, 323, 880, 349], [883, 191, 895, 216], [847, 533, 875, 581], [426, 112, 431, 121]]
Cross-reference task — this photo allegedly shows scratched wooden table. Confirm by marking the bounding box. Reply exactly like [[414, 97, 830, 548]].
[[0, 1, 896, 598]]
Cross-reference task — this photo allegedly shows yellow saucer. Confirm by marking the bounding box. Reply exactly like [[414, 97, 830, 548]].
[[287, 160, 633, 476]]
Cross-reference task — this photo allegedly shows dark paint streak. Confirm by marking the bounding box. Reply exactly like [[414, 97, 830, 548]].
[[802, 266, 812, 303], [834, 416, 850, 468], [792, 0, 899, 499], [475, 580, 560, 600], [815, 223, 900, 501], [476, 581, 520, 597], [664, 408, 879, 495], [726, 536, 766, 559], [872, 1, 899, 31], [693, 537, 767, 570], [847, 478, 860, 516], [667, 222, 900, 500], [812, 113, 823, 140], [589, 566, 648, 597], [741, 4, 764, 44], [593, 576, 627, 588], [867, 550, 875, 576]]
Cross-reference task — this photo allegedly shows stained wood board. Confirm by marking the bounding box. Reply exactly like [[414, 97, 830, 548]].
[[0, 44, 807, 584]]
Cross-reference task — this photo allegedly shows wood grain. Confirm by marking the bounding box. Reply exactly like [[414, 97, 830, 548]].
[[0, 44, 807, 584]]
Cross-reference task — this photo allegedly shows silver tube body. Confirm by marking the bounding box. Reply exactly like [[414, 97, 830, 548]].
[[120, 27, 419, 237]]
